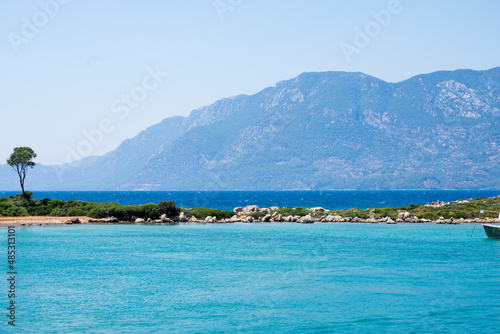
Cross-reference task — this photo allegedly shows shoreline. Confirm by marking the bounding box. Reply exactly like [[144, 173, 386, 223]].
[[1, 215, 499, 227], [0, 216, 93, 226]]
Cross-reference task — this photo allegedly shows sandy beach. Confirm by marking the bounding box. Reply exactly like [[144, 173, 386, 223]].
[[0, 216, 92, 226]]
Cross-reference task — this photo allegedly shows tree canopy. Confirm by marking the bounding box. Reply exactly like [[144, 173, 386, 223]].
[[7, 147, 37, 197]]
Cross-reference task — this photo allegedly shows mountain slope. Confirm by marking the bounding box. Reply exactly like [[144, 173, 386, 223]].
[[2, 68, 499, 190]]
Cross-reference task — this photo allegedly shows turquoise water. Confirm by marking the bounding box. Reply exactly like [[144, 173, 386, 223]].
[[1, 223, 499, 333]]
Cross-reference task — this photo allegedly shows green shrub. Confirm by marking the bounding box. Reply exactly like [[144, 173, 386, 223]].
[[49, 208, 67, 216], [88, 207, 107, 219], [158, 201, 180, 217], [248, 211, 267, 218], [341, 207, 369, 219], [278, 207, 311, 217], [142, 203, 159, 219], [185, 208, 234, 219], [67, 207, 86, 216], [1, 204, 29, 217]]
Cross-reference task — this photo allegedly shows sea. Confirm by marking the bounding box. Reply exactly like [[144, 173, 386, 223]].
[[1, 190, 499, 333], [0, 190, 499, 210]]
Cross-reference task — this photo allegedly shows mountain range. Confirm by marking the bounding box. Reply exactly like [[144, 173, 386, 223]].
[[1, 67, 499, 190]]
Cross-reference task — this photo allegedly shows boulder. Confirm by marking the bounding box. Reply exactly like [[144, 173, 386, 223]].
[[230, 215, 241, 223], [234, 207, 243, 214], [135, 218, 145, 223], [327, 215, 345, 222], [273, 214, 283, 222], [262, 214, 272, 222], [270, 206, 280, 212], [437, 217, 446, 224], [179, 212, 187, 222], [297, 215, 314, 224], [205, 216, 215, 223], [189, 216, 198, 222], [106, 217, 119, 223], [387, 218, 396, 224], [310, 207, 325, 212], [242, 205, 260, 214], [399, 212, 413, 220], [244, 216, 253, 223], [160, 214, 168, 221], [66, 217, 81, 224]]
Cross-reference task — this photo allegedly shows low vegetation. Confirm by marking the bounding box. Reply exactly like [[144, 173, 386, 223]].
[[329, 197, 500, 220], [182, 208, 234, 220], [0, 193, 235, 220]]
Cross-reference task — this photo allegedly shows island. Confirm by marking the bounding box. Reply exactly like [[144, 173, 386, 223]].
[[0, 193, 499, 226]]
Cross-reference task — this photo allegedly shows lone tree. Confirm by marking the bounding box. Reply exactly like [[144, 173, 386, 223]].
[[7, 147, 37, 197]]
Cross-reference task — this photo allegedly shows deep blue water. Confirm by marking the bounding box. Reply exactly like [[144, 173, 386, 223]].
[[1, 190, 499, 210], [1, 223, 498, 333]]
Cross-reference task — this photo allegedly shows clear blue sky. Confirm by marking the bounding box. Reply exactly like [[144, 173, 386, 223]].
[[1, 0, 499, 165]]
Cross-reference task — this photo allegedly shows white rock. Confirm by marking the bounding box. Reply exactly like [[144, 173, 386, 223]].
[[297, 215, 314, 224]]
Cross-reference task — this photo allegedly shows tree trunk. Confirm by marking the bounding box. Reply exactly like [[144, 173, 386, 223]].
[[20, 180, 25, 198]]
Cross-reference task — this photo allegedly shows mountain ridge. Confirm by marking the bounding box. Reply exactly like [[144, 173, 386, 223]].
[[1, 67, 499, 190]]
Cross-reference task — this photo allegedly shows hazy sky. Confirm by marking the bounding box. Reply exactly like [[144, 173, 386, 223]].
[[1, 0, 499, 165]]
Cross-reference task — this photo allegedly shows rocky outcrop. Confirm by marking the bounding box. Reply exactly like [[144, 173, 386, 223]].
[[65, 217, 81, 224], [323, 215, 344, 222], [272, 214, 283, 222], [297, 215, 314, 224], [309, 207, 325, 212], [261, 214, 272, 222], [235, 205, 260, 214], [229, 215, 241, 223]]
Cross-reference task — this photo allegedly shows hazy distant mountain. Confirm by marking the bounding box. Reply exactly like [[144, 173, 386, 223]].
[[2, 67, 499, 190]]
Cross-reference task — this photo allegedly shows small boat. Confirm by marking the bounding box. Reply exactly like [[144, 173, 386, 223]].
[[482, 224, 500, 239]]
